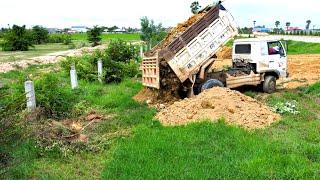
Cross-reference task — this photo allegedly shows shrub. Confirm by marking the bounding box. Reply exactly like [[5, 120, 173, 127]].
[[104, 59, 139, 83], [31, 25, 49, 44], [105, 39, 138, 63], [35, 74, 80, 119], [48, 33, 72, 45], [60, 41, 140, 84], [87, 26, 103, 47], [60, 55, 97, 82], [0, 85, 26, 145], [2, 25, 34, 51]]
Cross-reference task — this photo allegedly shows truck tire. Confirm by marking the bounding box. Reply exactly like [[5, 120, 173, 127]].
[[263, 76, 276, 93], [201, 79, 224, 92]]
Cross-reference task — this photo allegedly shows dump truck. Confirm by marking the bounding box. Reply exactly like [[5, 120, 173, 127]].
[[141, 2, 288, 97]]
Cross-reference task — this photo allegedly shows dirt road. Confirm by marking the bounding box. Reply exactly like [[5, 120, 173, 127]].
[[0, 45, 107, 73], [279, 54, 320, 89]]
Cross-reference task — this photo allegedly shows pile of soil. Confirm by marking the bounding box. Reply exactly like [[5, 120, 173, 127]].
[[156, 87, 280, 129], [133, 87, 178, 107], [146, 13, 206, 56]]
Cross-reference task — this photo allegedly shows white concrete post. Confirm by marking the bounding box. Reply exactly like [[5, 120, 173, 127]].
[[97, 59, 103, 83], [140, 46, 144, 58], [70, 64, 78, 89], [24, 80, 36, 111]]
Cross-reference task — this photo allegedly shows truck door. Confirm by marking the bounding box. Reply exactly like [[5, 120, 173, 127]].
[[266, 41, 288, 78]]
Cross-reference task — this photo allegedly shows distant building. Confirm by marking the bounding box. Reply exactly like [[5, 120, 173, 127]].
[[47, 28, 62, 34], [253, 26, 271, 33], [71, 26, 88, 33], [112, 27, 127, 33], [287, 27, 303, 33]]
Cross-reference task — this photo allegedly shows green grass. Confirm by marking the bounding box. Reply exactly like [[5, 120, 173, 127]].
[[2, 63, 320, 179], [0, 65, 156, 179], [226, 39, 320, 55], [2, 42, 320, 179], [71, 33, 141, 42], [102, 84, 320, 179], [0, 43, 71, 63], [287, 40, 320, 55], [0, 33, 140, 64]]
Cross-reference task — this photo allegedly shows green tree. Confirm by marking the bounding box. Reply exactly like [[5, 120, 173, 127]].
[[306, 20, 311, 31], [286, 22, 291, 31], [275, 21, 280, 34], [2, 25, 34, 51], [140, 17, 167, 47], [107, 26, 119, 32], [31, 25, 49, 44], [87, 26, 103, 47]]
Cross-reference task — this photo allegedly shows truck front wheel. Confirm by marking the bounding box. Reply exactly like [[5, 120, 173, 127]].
[[263, 76, 276, 93], [201, 79, 224, 92]]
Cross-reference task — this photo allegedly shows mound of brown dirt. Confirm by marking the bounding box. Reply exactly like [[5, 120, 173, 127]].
[[146, 13, 206, 56], [134, 88, 179, 107], [156, 87, 280, 129]]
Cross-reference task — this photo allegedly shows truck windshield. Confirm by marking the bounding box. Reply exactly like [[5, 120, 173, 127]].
[[235, 44, 251, 54]]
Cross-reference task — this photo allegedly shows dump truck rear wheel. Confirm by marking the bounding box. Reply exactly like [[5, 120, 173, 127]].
[[201, 79, 224, 92], [263, 76, 276, 93]]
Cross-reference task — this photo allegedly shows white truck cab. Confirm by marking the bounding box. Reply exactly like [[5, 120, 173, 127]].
[[232, 38, 288, 79]]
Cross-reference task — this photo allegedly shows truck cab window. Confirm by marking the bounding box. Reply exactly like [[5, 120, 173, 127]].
[[268, 41, 283, 55], [235, 44, 251, 54]]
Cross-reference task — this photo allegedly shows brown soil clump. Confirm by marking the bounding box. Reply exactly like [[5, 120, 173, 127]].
[[134, 87, 179, 108], [156, 87, 280, 130], [216, 46, 232, 59]]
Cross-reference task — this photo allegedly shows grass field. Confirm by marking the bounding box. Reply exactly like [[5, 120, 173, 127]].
[[287, 40, 320, 55], [71, 33, 141, 42], [1, 38, 320, 179], [0, 33, 141, 63], [0, 43, 71, 63], [226, 39, 320, 55], [1, 62, 320, 179]]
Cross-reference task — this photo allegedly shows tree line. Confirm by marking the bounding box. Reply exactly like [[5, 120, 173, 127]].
[[0, 25, 107, 51]]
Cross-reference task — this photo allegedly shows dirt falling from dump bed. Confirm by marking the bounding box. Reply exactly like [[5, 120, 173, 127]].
[[145, 13, 206, 56], [216, 46, 232, 59], [133, 87, 179, 107], [156, 87, 280, 130]]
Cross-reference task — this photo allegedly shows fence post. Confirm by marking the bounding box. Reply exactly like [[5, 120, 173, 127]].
[[24, 80, 36, 111], [140, 46, 144, 58], [70, 64, 78, 89], [97, 59, 103, 83]]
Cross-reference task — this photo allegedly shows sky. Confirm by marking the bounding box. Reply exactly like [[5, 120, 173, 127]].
[[0, 0, 319, 29]]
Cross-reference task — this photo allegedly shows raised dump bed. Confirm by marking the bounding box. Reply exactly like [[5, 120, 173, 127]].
[[142, 5, 238, 89]]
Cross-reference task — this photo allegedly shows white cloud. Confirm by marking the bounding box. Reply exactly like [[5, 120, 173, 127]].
[[0, 0, 319, 29]]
